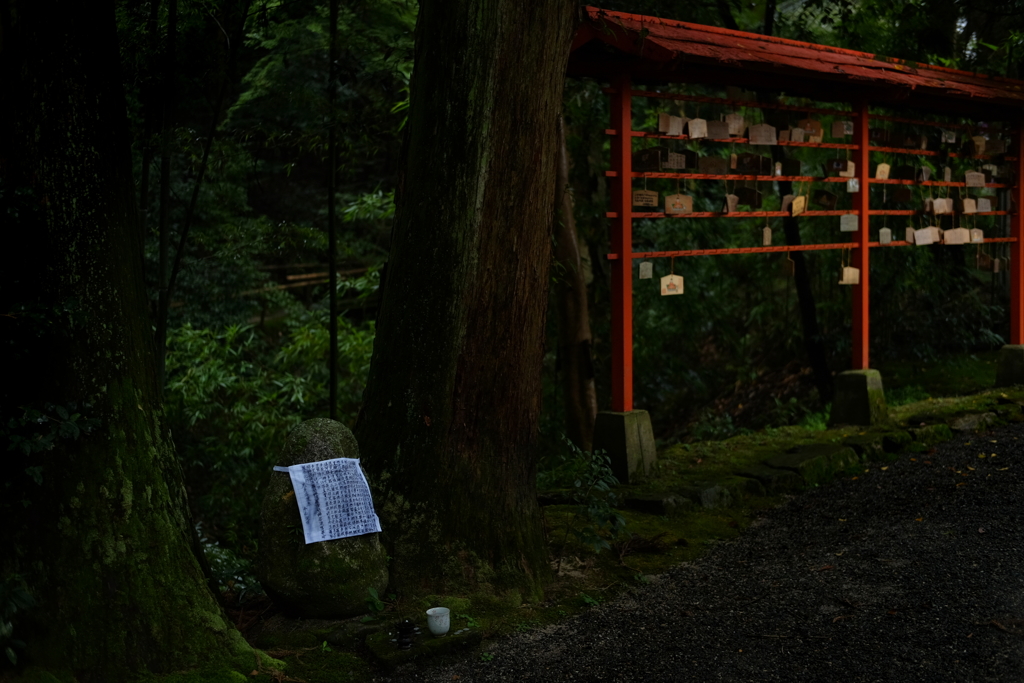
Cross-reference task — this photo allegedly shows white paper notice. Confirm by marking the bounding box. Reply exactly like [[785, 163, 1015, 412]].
[[273, 458, 382, 544]]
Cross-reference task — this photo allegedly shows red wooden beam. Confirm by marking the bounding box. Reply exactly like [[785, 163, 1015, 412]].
[[1011, 121, 1024, 345], [609, 73, 633, 412], [851, 100, 871, 370]]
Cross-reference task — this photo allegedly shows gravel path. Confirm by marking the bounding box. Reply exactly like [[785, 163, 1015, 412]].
[[380, 424, 1024, 682]]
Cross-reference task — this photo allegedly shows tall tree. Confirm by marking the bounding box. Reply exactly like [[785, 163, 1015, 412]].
[[0, 1, 265, 678], [355, 0, 577, 596]]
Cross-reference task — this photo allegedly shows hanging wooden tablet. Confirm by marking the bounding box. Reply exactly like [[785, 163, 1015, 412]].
[[906, 227, 916, 244], [665, 193, 693, 215], [633, 147, 665, 172], [840, 214, 858, 232], [917, 167, 931, 182], [781, 159, 801, 176], [723, 194, 740, 213], [941, 130, 956, 144], [880, 227, 892, 244], [730, 153, 738, 170], [875, 163, 891, 180], [924, 197, 934, 214], [977, 197, 993, 212], [726, 113, 746, 136], [736, 153, 764, 174], [639, 261, 653, 279], [697, 156, 729, 175], [944, 166, 952, 182], [668, 116, 685, 137], [763, 227, 772, 246], [831, 120, 852, 138], [965, 171, 986, 187], [632, 189, 660, 207], [781, 255, 795, 277], [661, 273, 684, 295], [791, 195, 808, 216], [664, 151, 687, 170], [707, 120, 730, 139], [687, 118, 708, 139], [914, 227, 936, 246], [839, 267, 860, 285], [971, 135, 987, 155], [994, 258, 1002, 273], [839, 161, 856, 178], [778, 129, 791, 142], [748, 123, 777, 145], [781, 194, 795, 212], [798, 119, 823, 142], [813, 189, 838, 210], [930, 226, 943, 242], [978, 251, 993, 270], [658, 113, 672, 134], [944, 228, 969, 245], [789, 127, 806, 143], [935, 198, 953, 215], [961, 198, 977, 214], [971, 228, 984, 243], [847, 178, 860, 193], [988, 139, 1006, 155], [982, 163, 999, 178]]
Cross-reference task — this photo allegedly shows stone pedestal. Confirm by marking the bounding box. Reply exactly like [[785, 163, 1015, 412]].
[[995, 345, 1024, 387], [828, 369, 888, 426], [593, 410, 657, 484]]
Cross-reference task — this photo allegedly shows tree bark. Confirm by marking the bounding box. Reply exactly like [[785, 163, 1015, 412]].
[[354, 0, 577, 597], [0, 2, 259, 678], [554, 117, 598, 452]]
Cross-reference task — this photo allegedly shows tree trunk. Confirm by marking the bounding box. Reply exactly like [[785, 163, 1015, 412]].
[[554, 117, 598, 452], [0, 2, 260, 678], [354, 0, 577, 598]]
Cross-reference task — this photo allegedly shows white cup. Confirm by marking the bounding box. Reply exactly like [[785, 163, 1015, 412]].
[[425, 607, 450, 637]]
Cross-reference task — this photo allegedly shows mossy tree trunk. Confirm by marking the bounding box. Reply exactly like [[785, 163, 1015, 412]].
[[0, 1, 257, 679], [355, 0, 577, 596]]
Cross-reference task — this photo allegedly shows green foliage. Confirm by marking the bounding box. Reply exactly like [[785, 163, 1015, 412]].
[[165, 292, 375, 547], [199, 526, 263, 599], [0, 577, 35, 666], [365, 587, 385, 615]]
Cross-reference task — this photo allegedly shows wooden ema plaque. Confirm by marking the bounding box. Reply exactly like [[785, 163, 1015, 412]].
[[875, 163, 891, 180], [879, 227, 892, 244], [725, 113, 746, 136], [813, 189, 838, 211], [971, 228, 985, 243], [960, 198, 977, 214], [632, 189, 659, 207], [790, 195, 807, 216], [965, 171, 986, 188], [943, 228, 970, 245], [748, 123, 777, 145], [797, 118, 823, 142], [736, 153, 767, 174], [661, 274, 684, 296], [633, 147, 666, 172], [839, 214, 858, 232], [839, 266, 860, 285], [665, 194, 693, 215], [687, 118, 708, 139], [697, 156, 729, 175], [977, 197, 993, 212], [707, 120, 731, 139], [831, 120, 854, 138], [668, 116, 685, 137], [658, 113, 672, 133]]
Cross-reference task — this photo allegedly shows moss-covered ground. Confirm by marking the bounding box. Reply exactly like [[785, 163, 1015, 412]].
[[221, 356, 1024, 681]]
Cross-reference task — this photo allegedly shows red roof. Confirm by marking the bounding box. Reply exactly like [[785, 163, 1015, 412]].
[[569, 7, 1024, 116]]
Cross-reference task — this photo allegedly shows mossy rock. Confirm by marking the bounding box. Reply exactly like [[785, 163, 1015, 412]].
[[764, 444, 858, 487], [841, 433, 885, 462], [736, 464, 804, 494], [881, 430, 913, 454], [908, 423, 953, 446], [257, 419, 388, 618]]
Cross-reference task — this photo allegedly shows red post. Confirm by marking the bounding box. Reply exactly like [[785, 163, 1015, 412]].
[[1011, 120, 1024, 345], [610, 73, 634, 411], [851, 100, 871, 369]]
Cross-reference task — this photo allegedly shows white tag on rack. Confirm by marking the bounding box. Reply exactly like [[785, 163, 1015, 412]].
[[688, 118, 708, 139], [875, 163, 891, 180], [962, 198, 977, 214], [839, 266, 860, 285], [880, 227, 892, 244], [944, 166, 952, 182], [840, 214, 858, 232], [665, 193, 693, 214], [847, 178, 860, 193], [781, 194, 795, 212], [839, 161, 856, 178], [726, 113, 746, 136], [994, 257, 1002, 273], [763, 227, 772, 246], [633, 189, 660, 207], [965, 171, 986, 187], [977, 197, 993, 212], [639, 261, 653, 279], [724, 194, 739, 213], [914, 228, 936, 246], [906, 227, 916, 244], [941, 130, 956, 144], [658, 113, 672, 133], [730, 153, 738, 170], [971, 228, 985, 243], [789, 127, 806, 143], [661, 274, 684, 296], [943, 228, 969, 245], [791, 195, 807, 217], [668, 116, 684, 137]]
